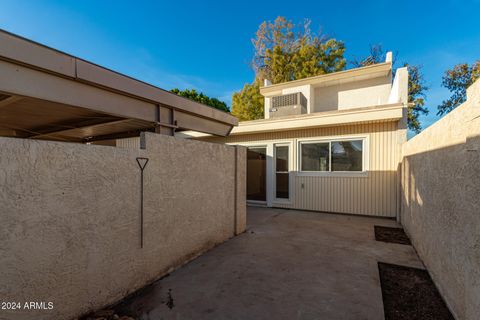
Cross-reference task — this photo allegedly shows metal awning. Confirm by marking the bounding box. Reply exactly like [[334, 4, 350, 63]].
[[0, 30, 238, 143]]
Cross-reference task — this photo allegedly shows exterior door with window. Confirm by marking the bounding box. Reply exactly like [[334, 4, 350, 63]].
[[275, 144, 290, 200]]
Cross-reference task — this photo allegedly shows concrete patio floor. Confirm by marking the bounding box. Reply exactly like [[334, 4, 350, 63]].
[[116, 207, 424, 320]]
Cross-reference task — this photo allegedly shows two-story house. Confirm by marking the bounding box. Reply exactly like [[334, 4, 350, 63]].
[[180, 53, 408, 218]]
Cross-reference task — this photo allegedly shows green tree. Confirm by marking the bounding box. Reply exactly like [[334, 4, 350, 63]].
[[406, 64, 428, 133], [253, 17, 346, 84], [170, 88, 229, 112], [232, 17, 346, 120], [231, 80, 264, 121], [353, 45, 428, 133], [437, 61, 480, 115]]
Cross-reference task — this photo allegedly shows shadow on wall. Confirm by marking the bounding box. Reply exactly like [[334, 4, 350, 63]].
[[401, 133, 480, 320], [0, 133, 246, 320]]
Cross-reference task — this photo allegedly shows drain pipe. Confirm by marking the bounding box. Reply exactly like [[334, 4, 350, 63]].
[[136, 157, 149, 248]]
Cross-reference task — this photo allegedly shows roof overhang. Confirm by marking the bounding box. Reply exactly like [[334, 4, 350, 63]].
[[260, 62, 392, 96], [179, 103, 405, 138], [0, 30, 237, 142]]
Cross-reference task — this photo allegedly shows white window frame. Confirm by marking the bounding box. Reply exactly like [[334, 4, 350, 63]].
[[297, 135, 369, 177], [273, 142, 292, 203], [230, 139, 294, 207]]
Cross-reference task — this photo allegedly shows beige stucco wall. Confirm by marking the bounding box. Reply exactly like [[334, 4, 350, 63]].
[[0, 132, 246, 320], [202, 120, 402, 217], [401, 80, 480, 320]]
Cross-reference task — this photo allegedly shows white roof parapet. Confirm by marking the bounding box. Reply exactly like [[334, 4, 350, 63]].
[[388, 67, 408, 105], [385, 51, 393, 63], [466, 77, 480, 104], [259, 62, 392, 96]]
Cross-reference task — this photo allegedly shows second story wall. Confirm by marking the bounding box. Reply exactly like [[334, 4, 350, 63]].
[[261, 61, 406, 120], [313, 76, 392, 113]]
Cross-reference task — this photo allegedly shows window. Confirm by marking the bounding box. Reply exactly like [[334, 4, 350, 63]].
[[275, 145, 289, 199], [331, 140, 363, 171], [300, 139, 364, 172], [301, 142, 329, 171]]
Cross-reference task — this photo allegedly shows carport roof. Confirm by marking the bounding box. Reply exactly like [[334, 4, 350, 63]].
[[0, 29, 237, 142]]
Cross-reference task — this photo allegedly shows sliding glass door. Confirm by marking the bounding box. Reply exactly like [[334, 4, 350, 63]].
[[247, 147, 267, 201]]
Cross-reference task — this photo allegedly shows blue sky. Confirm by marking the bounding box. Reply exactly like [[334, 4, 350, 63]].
[[1, 0, 479, 134]]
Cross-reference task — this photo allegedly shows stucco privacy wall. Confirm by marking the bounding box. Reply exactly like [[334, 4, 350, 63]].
[[201, 121, 402, 217], [0, 133, 246, 320], [401, 79, 480, 320]]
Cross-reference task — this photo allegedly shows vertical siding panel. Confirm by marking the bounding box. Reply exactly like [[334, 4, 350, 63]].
[[384, 123, 389, 216], [300, 177, 303, 210], [387, 121, 391, 216], [392, 121, 397, 215], [343, 177, 348, 214], [302, 177, 305, 210], [370, 123, 374, 215], [378, 122, 383, 216], [388, 121, 393, 216], [385, 121, 389, 216], [359, 123, 365, 215], [324, 176, 328, 212], [351, 176, 355, 214], [384, 122, 389, 215], [312, 177, 315, 211], [373, 123, 378, 216], [392, 122, 396, 215], [116, 137, 141, 149], [383, 123, 388, 216], [376, 122, 380, 216], [344, 178, 348, 214], [366, 123, 371, 215], [320, 177, 324, 212], [366, 122, 371, 216], [387, 122, 392, 215], [380, 122, 385, 215], [296, 177, 300, 209], [369, 123, 374, 215]]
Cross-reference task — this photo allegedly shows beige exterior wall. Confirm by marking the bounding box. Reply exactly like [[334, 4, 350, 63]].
[[400, 80, 480, 320], [261, 63, 396, 118], [201, 120, 402, 217], [0, 133, 246, 320], [313, 77, 392, 113]]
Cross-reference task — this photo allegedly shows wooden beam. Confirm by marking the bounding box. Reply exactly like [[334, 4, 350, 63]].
[[0, 96, 23, 109], [29, 118, 130, 139]]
